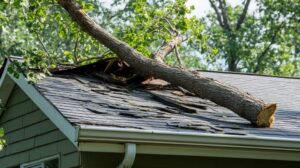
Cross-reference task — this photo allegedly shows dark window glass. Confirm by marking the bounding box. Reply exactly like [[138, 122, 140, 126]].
[[44, 158, 59, 168]]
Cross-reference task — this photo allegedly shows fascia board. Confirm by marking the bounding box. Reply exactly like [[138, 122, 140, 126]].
[[0, 61, 15, 114], [6, 70, 78, 147], [78, 125, 300, 161], [78, 142, 300, 162]]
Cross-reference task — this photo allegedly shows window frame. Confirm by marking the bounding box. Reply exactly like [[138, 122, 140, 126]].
[[20, 155, 60, 168]]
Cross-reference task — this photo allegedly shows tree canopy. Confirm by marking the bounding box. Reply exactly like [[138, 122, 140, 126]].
[[206, 0, 300, 75], [0, 0, 299, 79]]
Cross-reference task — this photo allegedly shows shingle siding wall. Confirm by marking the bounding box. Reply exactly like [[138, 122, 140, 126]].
[[0, 86, 80, 168]]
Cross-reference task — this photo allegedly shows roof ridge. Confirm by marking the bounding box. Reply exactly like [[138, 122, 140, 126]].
[[198, 70, 300, 80]]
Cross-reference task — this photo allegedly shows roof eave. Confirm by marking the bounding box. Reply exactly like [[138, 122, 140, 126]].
[[78, 125, 300, 162], [0, 59, 78, 147], [0, 59, 15, 114]]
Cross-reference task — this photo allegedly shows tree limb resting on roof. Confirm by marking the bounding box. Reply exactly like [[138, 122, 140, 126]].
[[57, 0, 277, 127]]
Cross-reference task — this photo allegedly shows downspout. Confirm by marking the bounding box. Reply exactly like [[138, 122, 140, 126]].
[[117, 143, 136, 168]]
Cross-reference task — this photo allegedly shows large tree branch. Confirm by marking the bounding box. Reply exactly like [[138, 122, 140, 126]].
[[152, 17, 184, 63], [37, 35, 51, 58], [152, 35, 184, 63], [57, 0, 277, 127], [236, 0, 251, 30], [254, 22, 285, 73], [209, 0, 225, 28], [218, 0, 231, 31]]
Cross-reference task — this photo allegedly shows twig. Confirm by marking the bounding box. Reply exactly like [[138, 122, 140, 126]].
[[162, 25, 174, 36], [254, 22, 285, 73], [162, 17, 179, 35], [73, 35, 80, 65], [77, 50, 111, 64], [36, 36, 51, 57]]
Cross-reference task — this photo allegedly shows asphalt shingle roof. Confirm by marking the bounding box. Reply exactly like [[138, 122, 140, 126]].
[[35, 62, 300, 140]]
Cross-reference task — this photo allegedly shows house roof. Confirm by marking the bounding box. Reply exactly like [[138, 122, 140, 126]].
[[33, 58, 300, 140], [2, 58, 300, 161]]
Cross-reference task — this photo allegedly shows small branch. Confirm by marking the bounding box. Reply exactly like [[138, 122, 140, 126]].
[[162, 17, 178, 35], [73, 35, 80, 65], [57, 62, 76, 66], [36, 36, 50, 57], [236, 0, 251, 30], [77, 50, 111, 64], [152, 35, 184, 63], [162, 25, 174, 36], [174, 45, 183, 67], [254, 22, 285, 73], [60, 50, 111, 66]]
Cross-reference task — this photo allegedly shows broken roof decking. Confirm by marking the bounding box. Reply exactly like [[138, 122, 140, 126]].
[[35, 70, 300, 140]]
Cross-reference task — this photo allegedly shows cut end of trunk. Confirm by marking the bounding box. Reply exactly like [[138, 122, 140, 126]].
[[256, 103, 277, 127]]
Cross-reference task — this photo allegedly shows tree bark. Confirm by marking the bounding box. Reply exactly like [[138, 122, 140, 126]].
[[152, 35, 184, 63], [57, 0, 277, 127], [218, 0, 231, 31], [209, 0, 225, 28], [236, 0, 251, 30]]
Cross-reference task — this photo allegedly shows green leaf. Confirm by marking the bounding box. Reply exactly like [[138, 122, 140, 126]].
[[0, 128, 4, 137]]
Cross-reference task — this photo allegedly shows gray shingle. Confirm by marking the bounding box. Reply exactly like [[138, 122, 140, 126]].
[[36, 71, 300, 140]]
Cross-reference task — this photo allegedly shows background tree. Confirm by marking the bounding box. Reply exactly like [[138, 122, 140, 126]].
[[0, 0, 299, 77], [100, 0, 211, 68], [206, 0, 300, 75], [56, 0, 277, 127]]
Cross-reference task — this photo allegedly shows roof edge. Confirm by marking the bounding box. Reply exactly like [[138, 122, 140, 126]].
[[0, 58, 8, 78], [199, 70, 300, 80], [1, 63, 78, 147], [0, 59, 15, 113], [78, 125, 300, 161]]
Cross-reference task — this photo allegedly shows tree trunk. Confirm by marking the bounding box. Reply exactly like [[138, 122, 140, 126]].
[[228, 55, 238, 71], [57, 0, 277, 127]]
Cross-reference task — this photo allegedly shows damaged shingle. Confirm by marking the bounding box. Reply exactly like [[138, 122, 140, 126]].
[[35, 58, 300, 139], [167, 121, 223, 133]]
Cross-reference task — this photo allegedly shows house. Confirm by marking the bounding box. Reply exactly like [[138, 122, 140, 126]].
[[0, 58, 300, 168]]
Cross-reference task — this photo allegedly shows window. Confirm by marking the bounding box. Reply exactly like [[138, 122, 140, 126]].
[[22, 163, 44, 168], [20, 155, 59, 168]]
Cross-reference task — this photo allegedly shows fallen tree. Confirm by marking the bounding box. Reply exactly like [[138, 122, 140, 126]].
[[57, 0, 277, 127]]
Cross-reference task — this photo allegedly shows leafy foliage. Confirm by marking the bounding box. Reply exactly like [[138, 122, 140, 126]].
[[108, 0, 210, 67], [0, 0, 299, 78], [0, 0, 110, 81], [205, 0, 300, 76], [0, 127, 4, 149]]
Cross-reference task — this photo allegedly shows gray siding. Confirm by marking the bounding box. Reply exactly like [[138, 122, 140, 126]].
[[0, 86, 80, 168]]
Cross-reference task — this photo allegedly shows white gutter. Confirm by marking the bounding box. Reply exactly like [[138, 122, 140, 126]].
[[78, 125, 300, 162], [117, 143, 136, 168]]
